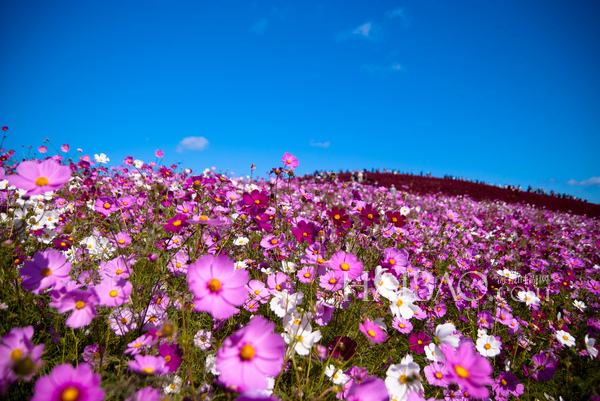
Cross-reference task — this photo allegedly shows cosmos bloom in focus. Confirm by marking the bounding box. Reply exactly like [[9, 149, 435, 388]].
[[359, 318, 388, 344], [216, 316, 285, 392], [281, 152, 299, 169], [31, 362, 105, 401], [20, 250, 72, 294], [441, 341, 493, 399], [327, 251, 364, 281], [187, 255, 249, 320], [7, 159, 71, 195]]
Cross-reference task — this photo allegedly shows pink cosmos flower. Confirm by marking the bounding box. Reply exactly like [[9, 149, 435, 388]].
[[0, 326, 45, 386], [52, 289, 99, 329], [61, 144, 70, 152], [158, 343, 182, 373], [319, 270, 344, 291], [114, 232, 132, 248], [164, 214, 188, 233], [346, 376, 389, 401], [392, 317, 413, 334], [7, 159, 71, 195], [98, 256, 131, 280], [441, 341, 493, 399], [297, 266, 315, 283], [37, 145, 48, 154], [327, 251, 364, 281], [424, 362, 448, 387], [126, 387, 161, 401], [216, 316, 285, 392], [31, 362, 104, 401], [155, 149, 164, 158], [20, 250, 72, 294], [128, 355, 168, 376], [408, 332, 431, 355], [187, 255, 249, 320], [94, 197, 118, 216], [359, 319, 388, 344], [94, 278, 132, 307], [281, 152, 299, 169]]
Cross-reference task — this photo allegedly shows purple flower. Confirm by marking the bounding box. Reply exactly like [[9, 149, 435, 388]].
[[359, 319, 388, 344], [128, 355, 168, 376], [0, 326, 44, 386], [187, 255, 249, 320], [32, 363, 104, 401], [216, 316, 285, 392], [158, 343, 182, 373], [408, 332, 431, 355], [441, 341, 493, 399], [20, 250, 72, 294], [492, 371, 524, 399], [347, 376, 389, 401], [126, 387, 161, 401], [291, 220, 318, 244], [7, 159, 71, 195]]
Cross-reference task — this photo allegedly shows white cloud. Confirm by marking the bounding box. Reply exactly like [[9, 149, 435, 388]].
[[309, 140, 331, 149], [353, 22, 373, 38], [176, 136, 209, 153], [567, 177, 600, 186], [386, 7, 410, 27], [363, 62, 405, 74], [251, 18, 269, 35]]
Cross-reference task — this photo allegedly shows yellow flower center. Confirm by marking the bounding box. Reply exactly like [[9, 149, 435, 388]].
[[455, 365, 470, 378], [164, 355, 171, 362], [208, 278, 222, 292], [35, 176, 49, 186], [141, 366, 155, 374], [334, 214, 341, 220], [115, 268, 123, 275], [396, 299, 403, 307], [39, 266, 53, 277], [172, 220, 182, 227], [103, 202, 111, 209], [417, 339, 423, 345], [484, 343, 491, 350], [199, 215, 209, 221], [270, 239, 278, 245], [239, 344, 256, 361], [61, 386, 80, 401], [435, 371, 443, 379], [254, 199, 261, 205], [501, 378, 508, 386], [109, 289, 119, 298], [329, 278, 337, 284], [563, 335, 569, 341], [399, 323, 405, 328], [75, 301, 86, 310], [254, 289, 261, 295], [399, 374, 408, 384], [340, 262, 350, 271], [367, 329, 376, 337], [303, 272, 311, 278], [367, 213, 374, 219], [10, 348, 23, 362], [275, 284, 282, 291], [389, 258, 396, 265], [117, 239, 125, 244]]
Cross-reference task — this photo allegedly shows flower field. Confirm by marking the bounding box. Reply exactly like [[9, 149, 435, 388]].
[[0, 148, 599, 401]]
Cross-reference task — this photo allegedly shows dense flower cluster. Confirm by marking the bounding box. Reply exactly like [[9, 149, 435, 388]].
[[0, 145, 599, 400]]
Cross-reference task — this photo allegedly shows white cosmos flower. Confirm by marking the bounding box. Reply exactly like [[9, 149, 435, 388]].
[[424, 323, 460, 362], [385, 354, 423, 400], [400, 206, 410, 216], [163, 375, 182, 394], [497, 269, 520, 280], [517, 290, 540, 307], [283, 327, 322, 356], [269, 291, 304, 318], [94, 153, 110, 164], [325, 364, 349, 385], [234, 236, 249, 246], [585, 335, 598, 359], [390, 288, 420, 320], [133, 159, 144, 169], [376, 270, 400, 301], [476, 334, 502, 357], [193, 330, 212, 350], [573, 300, 587, 312], [555, 330, 576, 347], [281, 261, 297, 273]]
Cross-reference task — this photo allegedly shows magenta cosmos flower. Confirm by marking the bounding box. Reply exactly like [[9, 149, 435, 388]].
[[7, 159, 71, 195], [327, 251, 364, 281], [347, 376, 389, 401], [359, 319, 388, 344], [281, 152, 299, 169], [128, 355, 168, 376], [20, 250, 72, 294], [187, 255, 249, 320], [32, 362, 104, 401], [216, 316, 285, 392], [441, 341, 493, 399]]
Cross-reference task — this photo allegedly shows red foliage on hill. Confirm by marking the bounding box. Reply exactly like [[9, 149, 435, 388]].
[[335, 172, 600, 218]]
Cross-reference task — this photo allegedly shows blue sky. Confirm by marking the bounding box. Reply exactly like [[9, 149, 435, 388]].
[[1, 0, 599, 202]]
